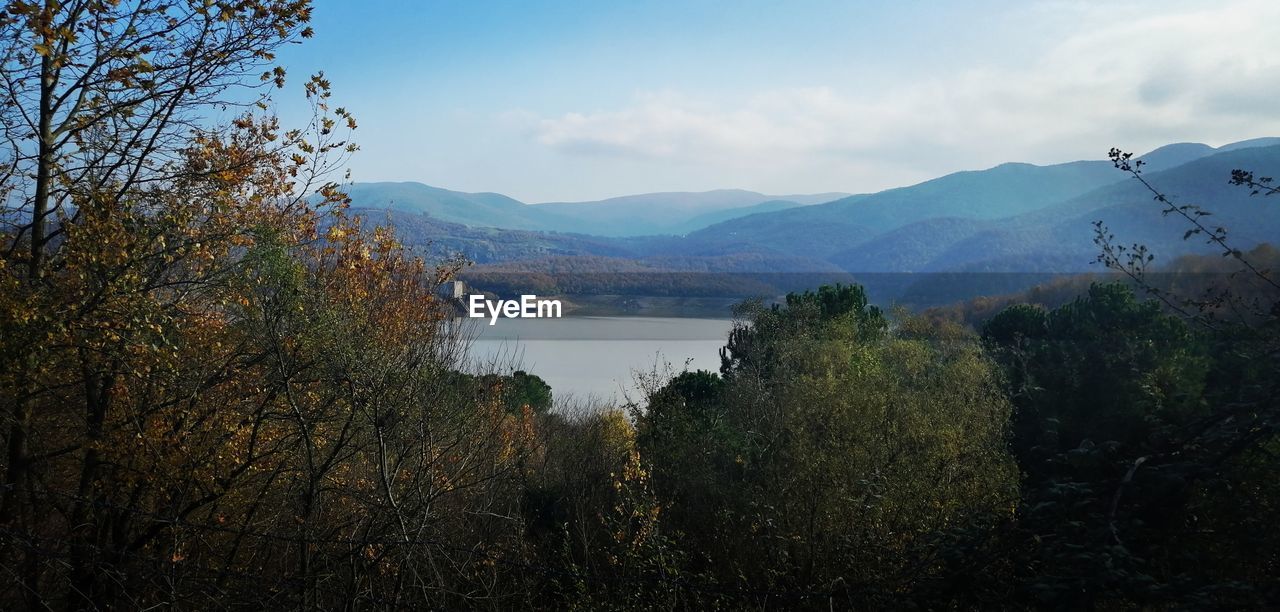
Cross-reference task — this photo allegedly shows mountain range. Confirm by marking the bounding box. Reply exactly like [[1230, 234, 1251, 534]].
[[345, 137, 1280, 305], [340, 182, 850, 237]]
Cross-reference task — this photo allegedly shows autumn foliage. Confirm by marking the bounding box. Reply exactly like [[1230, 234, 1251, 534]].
[[0, 1, 540, 608], [3, 1, 1279, 610]]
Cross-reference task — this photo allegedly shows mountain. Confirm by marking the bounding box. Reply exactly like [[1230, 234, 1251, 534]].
[[1218, 136, 1280, 152], [1125, 138, 1280, 173], [763, 138, 1280, 276], [349, 208, 638, 263], [828, 217, 992, 273], [680, 159, 1124, 260], [528, 189, 849, 236], [341, 183, 849, 237], [357, 138, 1280, 305], [341, 182, 560, 231], [903, 143, 1280, 273], [680, 198, 878, 260], [1135, 142, 1216, 172], [680, 199, 804, 232], [685, 137, 1280, 267]]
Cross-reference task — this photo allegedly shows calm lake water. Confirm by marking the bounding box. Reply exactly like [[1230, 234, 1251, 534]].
[[460, 316, 734, 407]]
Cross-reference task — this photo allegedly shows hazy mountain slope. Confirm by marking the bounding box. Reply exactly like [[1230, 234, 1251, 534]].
[[348, 139, 1273, 247], [342, 182, 564, 231], [350, 208, 836, 280], [351, 209, 641, 263], [1218, 136, 1280, 152], [531, 189, 850, 236], [832, 160, 1124, 228], [1135, 142, 1216, 172], [357, 138, 1280, 300], [828, 217, 992, 273], [771, 193, 852, 205], [684, 160, 1125, 259], [917, 144, 1280, 272], [821, 139, 1280, 275], [687, 139, 1278, 268], [678, 199, 806, 234], [684, 213, 878, 260], [344, 183, 850, 236]]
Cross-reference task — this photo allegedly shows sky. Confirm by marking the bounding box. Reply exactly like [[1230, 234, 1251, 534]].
[[272, 0, 1280, 202]]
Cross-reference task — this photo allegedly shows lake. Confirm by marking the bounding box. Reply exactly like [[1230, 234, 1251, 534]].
[[460, 316, 735, 408]]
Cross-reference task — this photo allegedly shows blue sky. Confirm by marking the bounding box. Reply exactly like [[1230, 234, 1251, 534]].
[[275, 0, 1280, 202]]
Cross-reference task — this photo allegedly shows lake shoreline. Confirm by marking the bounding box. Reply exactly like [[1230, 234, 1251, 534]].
[[464, 316, 735, 405]]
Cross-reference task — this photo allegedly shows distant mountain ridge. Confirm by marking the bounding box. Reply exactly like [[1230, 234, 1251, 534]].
[[341, 183, 851, 237], [924, 143, 1280, 273], [362, 137, 1280, 305], [340, 182, 553, 231], [531, 189, 850, 236], [676, 138, 1280, 274], [678, 159, 1124, 259]]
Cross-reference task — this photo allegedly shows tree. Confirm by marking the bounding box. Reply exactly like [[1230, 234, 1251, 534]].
[[0, 1, 378, 606], [0, 0, 329, 524], [639, 285, 1018, 605], [983, 283, 1209, 477], [973, 149, 1280, 607], [0, 0, 331, 278]]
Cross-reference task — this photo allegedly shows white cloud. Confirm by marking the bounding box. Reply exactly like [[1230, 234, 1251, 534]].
[[521, 0, 1280, 193]]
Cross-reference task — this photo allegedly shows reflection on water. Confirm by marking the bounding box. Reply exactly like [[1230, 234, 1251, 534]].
[[461, 316, 734, 407]]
